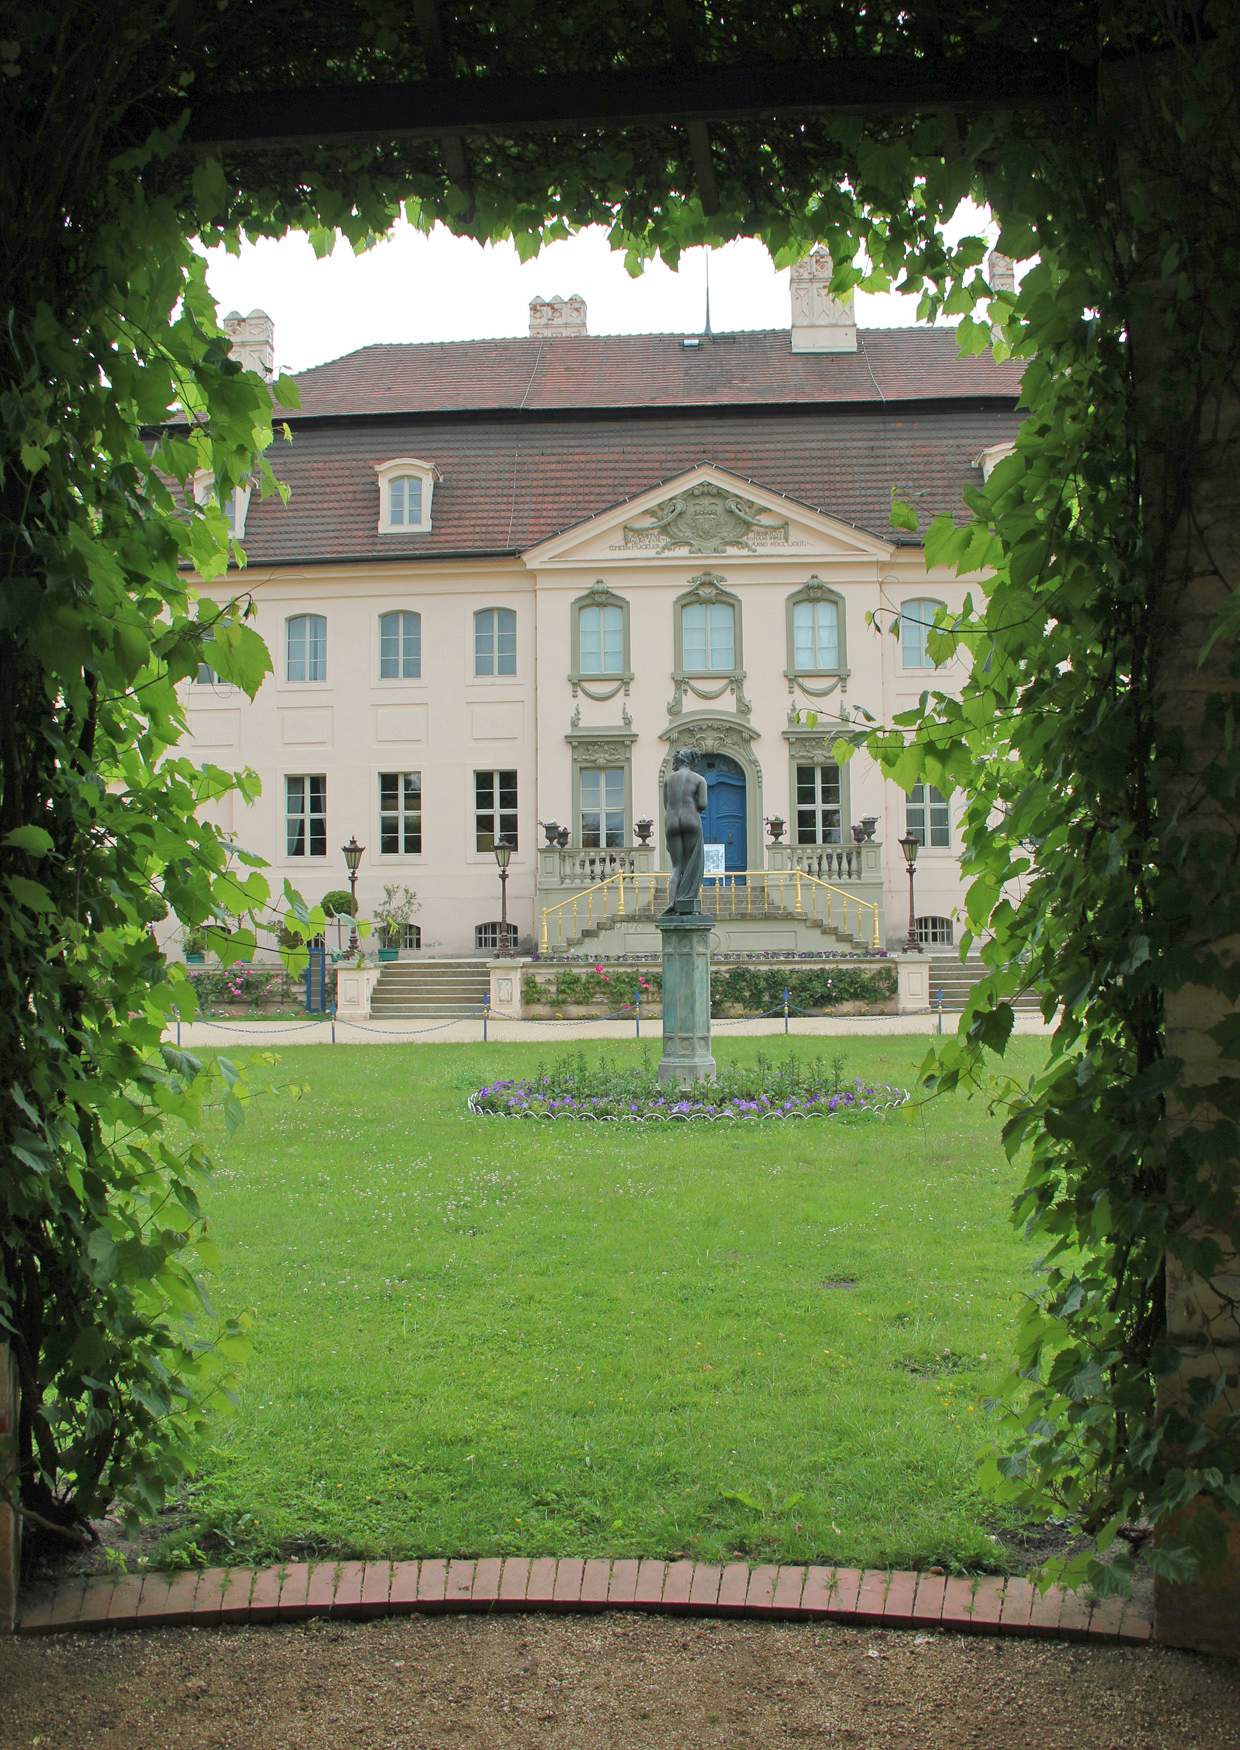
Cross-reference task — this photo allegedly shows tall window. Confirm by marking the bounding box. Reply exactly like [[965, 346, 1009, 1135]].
[[475, 770, 518, 852], [285, 775, 326, 857], [378, 610, 421, 679], [286, 613, 327, 682], [795, 764, 843, 845], [906, 782, 950, 847], [387, 475, 423, 527], [681, 600, 735, 671], [580, 768, 625, 848], [474, 607, 517, 676], [379, 771, 422, 854], [792, 598, 840, 669], [900, 599, 945, 670], [578, 603, 625, 676]]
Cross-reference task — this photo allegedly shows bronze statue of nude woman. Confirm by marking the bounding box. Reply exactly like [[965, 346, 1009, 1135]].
[[662, 748, 708, 915]]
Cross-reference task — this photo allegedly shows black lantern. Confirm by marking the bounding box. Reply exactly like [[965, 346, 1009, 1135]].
[[493, 836, 515, 955], [342, 836, 364, 954], [897, 832, 921, 952]]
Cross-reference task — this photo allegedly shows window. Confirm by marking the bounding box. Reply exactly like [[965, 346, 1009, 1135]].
[[379, 771, 422, 854], [681, 600, 735, 671], [580, 768, 625, 848], [792, 599, 840, 669], [378, 610, 421, 679], [193, 475, 251, 539], [476, 921, 518, 953], [375, 457, 437, 533], [401, 923, 422, 950], [475, 769, 518, 852], [917, 915, 955, 948], [387, 475, 422, 527], [795, 763, 843, 845], [193, 627, 220, 684], [474, 608, 517, 677], [285, 775, 327, 857], [579, 603, 625, 676], [900, 598, 946, 670], [906, 782, 951, 848], [286, 613, 326, 682]]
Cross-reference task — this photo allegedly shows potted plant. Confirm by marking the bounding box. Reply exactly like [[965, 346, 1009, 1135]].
[[372, 883, 419, 962], [183, 926, 207, 965], [635, 817, 654, 846], [765, 815, 786, 844]]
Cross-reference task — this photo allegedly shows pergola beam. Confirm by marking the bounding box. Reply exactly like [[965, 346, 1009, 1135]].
[[181, 53, 1085, 152]]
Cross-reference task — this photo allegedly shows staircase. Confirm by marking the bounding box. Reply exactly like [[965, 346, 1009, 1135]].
[[927, 955, 1044, 1014], [574, 906, 861, 955], [369, 958, 491, 1017]]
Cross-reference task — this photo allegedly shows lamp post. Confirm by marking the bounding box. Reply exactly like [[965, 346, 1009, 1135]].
[[898, 831, 921, 951], [342, 835, 364, 955], [493, 836, 514, 956]]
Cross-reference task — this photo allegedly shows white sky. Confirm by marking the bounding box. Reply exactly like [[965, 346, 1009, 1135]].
[[204, 214, 996, 374]]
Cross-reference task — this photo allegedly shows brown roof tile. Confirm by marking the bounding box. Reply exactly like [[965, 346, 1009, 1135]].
[[277, 327, 1021, 420], [240, 404, 1020, 564]]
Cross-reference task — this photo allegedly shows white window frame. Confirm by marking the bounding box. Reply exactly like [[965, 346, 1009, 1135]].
[[475, 921, 518, 953], [286, 613, 327, 683], [192, 472, 251, 539], [579, 768, 626, 849], [794, 762, 843, 846], [375, 457, 438, 534], [378, 609, 422, 680], [285, 774, 327, 859], [578, 602, 626, 677], [900, 598, 947, 671], [792, 598, 841, 671], [917, 915, 955, 948], [474, 769, 518, 853], [906, 782, 951, 848], [474, 607, 517, 678], [681, 599, 736, 673], [378, 771, 423, 856]]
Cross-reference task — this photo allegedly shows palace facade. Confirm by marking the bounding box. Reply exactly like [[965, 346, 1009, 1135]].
[[183, 255, 1021, 959]]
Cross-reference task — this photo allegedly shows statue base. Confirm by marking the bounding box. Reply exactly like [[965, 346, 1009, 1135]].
[[655, 911, 716, 1087]]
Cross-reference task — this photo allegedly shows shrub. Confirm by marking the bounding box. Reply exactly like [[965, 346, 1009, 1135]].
[[521, 963, 895, 1014]]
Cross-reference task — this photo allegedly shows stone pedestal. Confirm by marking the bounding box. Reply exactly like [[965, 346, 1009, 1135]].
[[655, 912, 716, 1087]]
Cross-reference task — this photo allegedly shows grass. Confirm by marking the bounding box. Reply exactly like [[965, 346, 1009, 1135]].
[[170, 1035, 1048, 1575]]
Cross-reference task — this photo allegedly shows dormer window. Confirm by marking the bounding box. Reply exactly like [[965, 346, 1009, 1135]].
[[375, 457, 438, 534], [192, 472, 251, 540]]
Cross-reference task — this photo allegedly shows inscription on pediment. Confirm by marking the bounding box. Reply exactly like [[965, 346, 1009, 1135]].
[[617, 482, 791, 553]]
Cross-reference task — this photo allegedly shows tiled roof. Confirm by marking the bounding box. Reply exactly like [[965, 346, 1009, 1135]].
[[277, 327, 1022, 419], [240, 404, 1021, 563]]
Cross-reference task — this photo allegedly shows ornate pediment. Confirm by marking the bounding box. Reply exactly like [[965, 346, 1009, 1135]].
[[620, 481, 790, 554]]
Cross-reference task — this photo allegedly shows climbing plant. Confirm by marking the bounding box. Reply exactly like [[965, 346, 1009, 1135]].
[[1, 5, 1236, 1602]]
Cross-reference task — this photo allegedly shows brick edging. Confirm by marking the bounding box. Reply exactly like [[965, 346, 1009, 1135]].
[[16, 1558, 1152, 1644]]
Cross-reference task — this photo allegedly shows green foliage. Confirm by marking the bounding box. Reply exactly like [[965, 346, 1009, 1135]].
[[713, 965, 896, 1014], [370, 884, 419, 949], [3, 5, 1238, 1589], [523, 966, 658, 1008], [320, 890, 355, 920]]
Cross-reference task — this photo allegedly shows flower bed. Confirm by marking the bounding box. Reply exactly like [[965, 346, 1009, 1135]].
[[468, 1052, 908, 1122], [520, 962, 897, 1017], [183, 964, 331, 1016]]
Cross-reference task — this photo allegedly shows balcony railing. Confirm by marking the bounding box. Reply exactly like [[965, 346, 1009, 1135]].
[[539, 867, 882, 954]]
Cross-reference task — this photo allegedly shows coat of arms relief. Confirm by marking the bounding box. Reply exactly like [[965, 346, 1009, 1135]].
[[618, 482, 791, 552]]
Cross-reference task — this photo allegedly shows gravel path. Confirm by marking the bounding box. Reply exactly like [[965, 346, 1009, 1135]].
[[3, 1614, 1237, 1749]]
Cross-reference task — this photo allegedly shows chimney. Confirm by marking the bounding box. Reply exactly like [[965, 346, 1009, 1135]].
[[790, 249, 857, 353], [528, 294, 588, 338], [222, 308, 275, 379], [986, 250, 1017, 297]]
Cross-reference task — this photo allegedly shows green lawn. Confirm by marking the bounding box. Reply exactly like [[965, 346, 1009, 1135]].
[[174, 1036, 1046, 1574]]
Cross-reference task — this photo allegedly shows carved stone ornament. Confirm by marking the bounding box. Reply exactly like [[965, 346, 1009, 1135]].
[[622, 482, 789, 553], [569, 739, 630, 765]]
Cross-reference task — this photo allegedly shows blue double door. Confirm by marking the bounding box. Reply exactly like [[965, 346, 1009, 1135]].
[[699, 753, 747, 877]]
